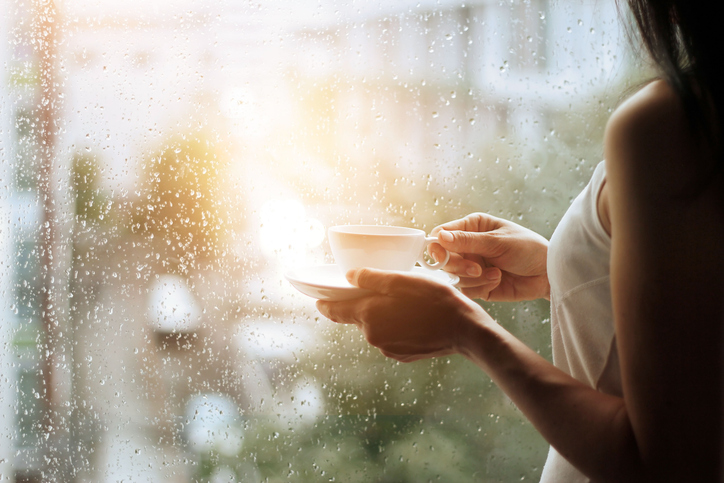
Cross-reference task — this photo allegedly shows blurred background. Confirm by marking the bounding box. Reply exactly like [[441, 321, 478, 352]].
[[0, 0, 647, 481]]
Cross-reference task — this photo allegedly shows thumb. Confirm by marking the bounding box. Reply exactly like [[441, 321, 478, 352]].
[[347, 268, 437, 298], [437, 229, 501, 258]]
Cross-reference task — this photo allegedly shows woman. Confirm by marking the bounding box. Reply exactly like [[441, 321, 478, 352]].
[[317, 0, 723, 481]]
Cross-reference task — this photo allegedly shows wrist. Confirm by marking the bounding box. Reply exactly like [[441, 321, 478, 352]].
[[455, 305, 518, 378], [454, 299, 497, 359]]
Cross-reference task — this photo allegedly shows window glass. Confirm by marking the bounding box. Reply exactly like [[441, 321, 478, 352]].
[[0, 0, 645, 481]]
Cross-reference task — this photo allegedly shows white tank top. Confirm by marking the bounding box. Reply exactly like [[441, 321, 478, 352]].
[[539, 161, 620, 482]]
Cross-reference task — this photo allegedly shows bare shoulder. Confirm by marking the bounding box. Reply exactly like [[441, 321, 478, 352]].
[[605, 80, 724, 480], [604, 79, 713, 197]]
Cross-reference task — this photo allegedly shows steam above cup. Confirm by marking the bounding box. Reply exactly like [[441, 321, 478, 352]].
[[328, 225, 450, 274]]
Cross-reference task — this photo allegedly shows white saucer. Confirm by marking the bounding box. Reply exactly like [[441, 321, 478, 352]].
[[284, 264, 460, 301]]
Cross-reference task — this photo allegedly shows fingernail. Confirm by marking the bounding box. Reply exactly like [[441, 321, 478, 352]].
[[440, 230, 453, 243], [466, 266, 481, 277]]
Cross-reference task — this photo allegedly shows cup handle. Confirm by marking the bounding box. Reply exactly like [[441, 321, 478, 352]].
[[419, 237, 450, 270]]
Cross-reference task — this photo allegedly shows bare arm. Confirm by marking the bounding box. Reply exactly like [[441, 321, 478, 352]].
[[320, 269, 643, 480], [604, 80, 723, 478], [318, 80, 723, 481], [464, 80, 723, 480]]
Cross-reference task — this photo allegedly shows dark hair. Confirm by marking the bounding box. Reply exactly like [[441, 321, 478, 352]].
[[624, 0, 721, 150]]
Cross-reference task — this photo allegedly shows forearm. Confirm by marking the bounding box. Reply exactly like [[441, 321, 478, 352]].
[[458, 314, 643, 481]]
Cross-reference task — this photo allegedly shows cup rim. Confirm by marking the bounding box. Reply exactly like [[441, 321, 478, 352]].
[[328, 225, 425, 236]]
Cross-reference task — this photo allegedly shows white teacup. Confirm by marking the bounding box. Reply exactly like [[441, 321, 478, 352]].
[[328, 225, 450, 274]]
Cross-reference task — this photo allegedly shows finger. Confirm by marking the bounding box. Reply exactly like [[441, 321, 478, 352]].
[[379, 349, 421, 363], [346, 268, 442, 297], [428, 244, 472, 269], [432, 212, 503, 236], [460, 284, 500, 302], [433, 249, 484, 278], [436, 228, 505, 259], [461, 286, 490, 301], [460, 270, 507, 301], [455, 267, 501, 288], [379, 348, 400, 359], [316, 300, 361, 324], [431, 215, 477, 235], [379, 350, 419, 363], [459, 269, 502, 301], [379, 347, 454, 362]]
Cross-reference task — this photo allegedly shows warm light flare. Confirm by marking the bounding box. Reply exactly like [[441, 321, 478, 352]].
[[258, 199, 325, 268]]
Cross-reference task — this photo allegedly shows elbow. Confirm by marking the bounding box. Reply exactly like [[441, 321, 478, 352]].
[[589, 464, 645, 483], [585, 429, 722, 483], [579, 404, 645, 483], [587, 445, 645, 483], [591, 462, 722, 483]]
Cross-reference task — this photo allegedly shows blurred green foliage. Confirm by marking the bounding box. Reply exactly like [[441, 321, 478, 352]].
[[72, 153, 111, 224]]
